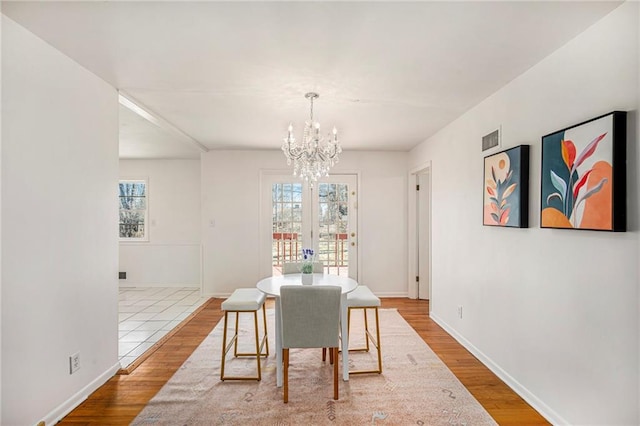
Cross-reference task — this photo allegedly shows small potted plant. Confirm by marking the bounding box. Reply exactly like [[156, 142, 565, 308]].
[[301, 248, 315, 285]]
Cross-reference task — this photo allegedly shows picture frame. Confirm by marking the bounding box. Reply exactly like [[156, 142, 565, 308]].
[[483, 144, 529, 228], [540, 111, 626, 232]]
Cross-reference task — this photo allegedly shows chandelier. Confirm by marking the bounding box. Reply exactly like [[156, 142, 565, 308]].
[[282, 92, 342, 183]]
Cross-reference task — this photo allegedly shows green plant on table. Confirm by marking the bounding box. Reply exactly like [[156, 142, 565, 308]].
[[301, 248, 315, 274]]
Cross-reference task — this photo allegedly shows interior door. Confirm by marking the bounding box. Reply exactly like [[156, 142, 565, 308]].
[[417, 171, 430, 300], [263, 173, 358, 279]]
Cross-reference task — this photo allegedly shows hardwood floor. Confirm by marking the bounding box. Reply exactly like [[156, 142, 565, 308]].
[[60, 298, 549, 425], [387, 299, 549, 426]]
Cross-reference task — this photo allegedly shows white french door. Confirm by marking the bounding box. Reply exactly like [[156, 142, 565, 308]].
[[261, 173, 358, 279]]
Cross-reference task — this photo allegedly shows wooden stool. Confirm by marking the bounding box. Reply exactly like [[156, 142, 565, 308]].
[[220, 288, 269, 381], [345, 285, 382, 374]]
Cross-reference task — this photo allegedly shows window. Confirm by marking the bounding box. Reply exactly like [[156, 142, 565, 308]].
[[119, 179, 148, 241]]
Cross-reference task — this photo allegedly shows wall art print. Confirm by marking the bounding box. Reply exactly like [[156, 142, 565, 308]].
[[540, 111, 626, 232], [483, 145, 529, 228]]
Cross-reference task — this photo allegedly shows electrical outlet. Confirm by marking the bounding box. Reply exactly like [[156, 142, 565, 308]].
[[69, 352, 80, 374], [457, 306, 463, 319]]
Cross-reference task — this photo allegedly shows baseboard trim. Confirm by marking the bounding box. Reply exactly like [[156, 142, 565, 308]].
[[429, 312, 567, 425], [119, 283, 199, 288], [373, 292, 408, 298], [42, 362, 121, 425]]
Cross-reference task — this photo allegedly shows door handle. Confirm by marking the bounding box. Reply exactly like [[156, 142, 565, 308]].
[[351, 232, 355, 237]]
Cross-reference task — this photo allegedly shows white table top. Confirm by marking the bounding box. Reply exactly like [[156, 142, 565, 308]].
[[257, 273, 358, 297]]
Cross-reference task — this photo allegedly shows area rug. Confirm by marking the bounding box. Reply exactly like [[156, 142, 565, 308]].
[[133, 309, 496, 425]]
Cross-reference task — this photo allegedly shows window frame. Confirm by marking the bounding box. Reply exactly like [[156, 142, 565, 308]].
[[119, 177, 149, 242]]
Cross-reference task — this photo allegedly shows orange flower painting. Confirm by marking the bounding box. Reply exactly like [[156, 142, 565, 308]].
[[540, 111, 626, 232]]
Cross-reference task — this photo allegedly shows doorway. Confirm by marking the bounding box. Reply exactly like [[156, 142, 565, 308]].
[[408, 163, 431, 303], [416, 170, 431, 300], [261, 173, 358, 279]]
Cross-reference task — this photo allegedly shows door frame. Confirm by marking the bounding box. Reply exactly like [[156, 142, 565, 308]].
[[407, 162, 432, 310], [259, 169, 361, 280]]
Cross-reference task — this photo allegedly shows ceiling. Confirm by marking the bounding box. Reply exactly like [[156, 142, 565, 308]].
[[3, 1, 622, 159]]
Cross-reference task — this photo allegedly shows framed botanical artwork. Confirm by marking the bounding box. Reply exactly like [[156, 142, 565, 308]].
[[483, 145, 529, 228], [540, 111, 626, 231]]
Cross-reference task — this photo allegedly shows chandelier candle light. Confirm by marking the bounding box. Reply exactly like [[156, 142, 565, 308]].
[[282, 92, 342, 184]]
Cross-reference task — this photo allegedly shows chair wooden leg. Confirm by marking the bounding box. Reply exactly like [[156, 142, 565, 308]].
[[322, 347, 335, 364], [283, 348, 289, 403], [333, 347, 339, 400]]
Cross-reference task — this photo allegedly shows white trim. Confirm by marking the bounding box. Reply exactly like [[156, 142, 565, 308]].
[[429, 313, 565, 425], [258, 170, 361, 280], [42, 362, 121, 425], [119, 282, 200, 288], [118, 91, 209, 153], [199, 243, 204, 297]]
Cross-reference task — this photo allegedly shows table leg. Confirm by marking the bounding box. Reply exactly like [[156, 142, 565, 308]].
[[340, 293, 349, 382], [275, 296, 283, 387]]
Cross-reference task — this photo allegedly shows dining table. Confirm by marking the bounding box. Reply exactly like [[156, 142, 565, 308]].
[[256, 273, 358, 387]]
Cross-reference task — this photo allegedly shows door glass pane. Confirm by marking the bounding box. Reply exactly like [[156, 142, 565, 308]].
[[272, 182, 303, 276], [317, 183, 349, 276]]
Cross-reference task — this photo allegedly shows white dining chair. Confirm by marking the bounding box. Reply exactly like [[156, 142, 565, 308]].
[[280, 285, 341, 403]]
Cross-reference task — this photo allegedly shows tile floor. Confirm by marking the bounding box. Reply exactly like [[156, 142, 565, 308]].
[[118, 286, 209, 368]]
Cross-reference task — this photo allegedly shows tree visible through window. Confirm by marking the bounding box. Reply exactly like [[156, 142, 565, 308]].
[[119, 180, 147, 240]]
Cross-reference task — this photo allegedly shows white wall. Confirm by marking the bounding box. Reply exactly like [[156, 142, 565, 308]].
[[0, 6, 4, 421], [2, 16, 120, 425], [119, 160, 201, 288], [409, 3, 638, 424], [201, 150, 407, 297]]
